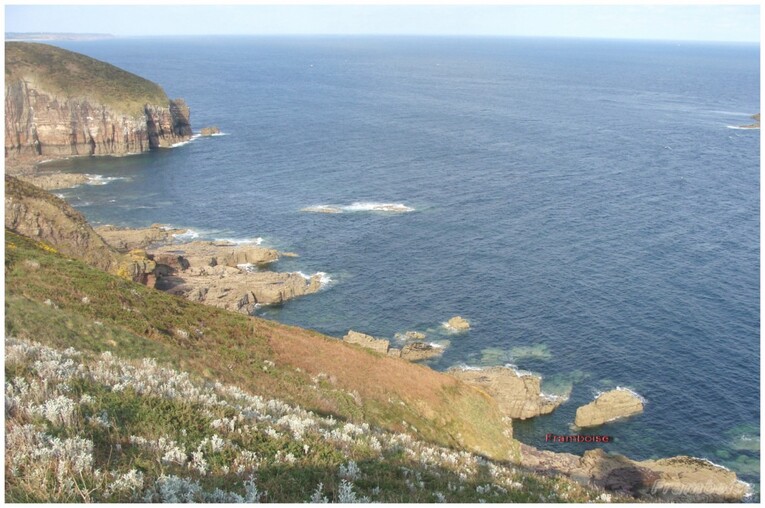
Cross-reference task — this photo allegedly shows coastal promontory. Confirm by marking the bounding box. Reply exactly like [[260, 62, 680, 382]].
[[5, 42, 192, 162]]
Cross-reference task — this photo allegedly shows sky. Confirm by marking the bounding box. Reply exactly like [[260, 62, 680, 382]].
[[3, 3, 761, 43]]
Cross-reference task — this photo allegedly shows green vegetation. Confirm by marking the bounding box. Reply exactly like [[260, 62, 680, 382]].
[[5, 42, 168, 115], [5, 230, 631, 502]]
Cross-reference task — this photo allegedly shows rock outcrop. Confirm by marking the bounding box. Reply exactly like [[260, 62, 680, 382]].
[[95, 224, 189, 252], [343, 330, 390, 355], [5, 175, 155, 283], [449, 366, 564, 420], [519, 445, 748, 502], [445, 316, 470, 332], [400, 342, 444, 361], [738, 113, 760, 129], [5, 42, 191, 161], [574, 388, 644, 428], [158, 268, 323, 314], [5, 175, 118, 271], [152, 241, 279, 268]]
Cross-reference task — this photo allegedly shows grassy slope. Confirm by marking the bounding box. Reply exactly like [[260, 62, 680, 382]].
[[5, 230, 518, 463], [5, 42, 168, 115]]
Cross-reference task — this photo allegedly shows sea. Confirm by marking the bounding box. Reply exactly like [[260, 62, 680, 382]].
[[42, 36, 760, 496]]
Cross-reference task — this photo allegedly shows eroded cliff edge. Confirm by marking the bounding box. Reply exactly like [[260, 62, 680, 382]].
[[5, 42, 192, 162]]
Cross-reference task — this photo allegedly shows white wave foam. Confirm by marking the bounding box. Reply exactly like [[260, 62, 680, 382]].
[[503, 363, 535, 378], [344, 202, 415, 213], [237, 263, 257, 272], [172, 229, 199, 242], [301, 205, 343, 214], [85, 174, 129, 185], [215, 237, 264, 245], [726, 125, 759, 130], [453, 364, 484, 371], [171, 134, 202, 148], [301, 202, 415, 214], [297, 271, 333, 288], [210, 132, 229, 137]]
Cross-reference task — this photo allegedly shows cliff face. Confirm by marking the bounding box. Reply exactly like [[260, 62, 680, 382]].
[[5, 42, 192, 159], [5, 175, 157, 283]]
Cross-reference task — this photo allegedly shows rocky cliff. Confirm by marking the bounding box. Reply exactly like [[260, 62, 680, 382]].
[[5, 42, 191, 159]]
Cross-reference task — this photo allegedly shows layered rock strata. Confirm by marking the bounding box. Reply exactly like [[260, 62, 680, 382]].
[[5, 175, 156, 283], [574, 388, 644, 428], [5, 42, 192, 161], [449, 366, 564, 420]]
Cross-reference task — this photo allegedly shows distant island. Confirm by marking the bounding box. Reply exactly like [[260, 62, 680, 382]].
[[5, 32, 114, 41]]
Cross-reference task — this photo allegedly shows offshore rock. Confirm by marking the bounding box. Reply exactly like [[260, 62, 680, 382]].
[[574, 388, 644, 428], [200, 126, 221, 136], [343, 330, 390, 355], [445, 316, 470, 332], [449, 366, 564, 420]]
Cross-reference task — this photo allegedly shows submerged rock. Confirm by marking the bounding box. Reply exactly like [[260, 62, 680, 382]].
[[343, 330, 390, 355], [395, 330, 427, 341], [574, 388, 644, 428], [449, 366, 564, 420], [445, 316, 470, 332]]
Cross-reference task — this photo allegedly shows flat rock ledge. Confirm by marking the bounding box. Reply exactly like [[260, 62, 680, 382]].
[[519, 446, 748, 502], [96, 224, 188, 252], [448, 366, 564, 420], [95, 225, 323, 313], [574, 388, 644, 428], [343, 330, 444, 361]]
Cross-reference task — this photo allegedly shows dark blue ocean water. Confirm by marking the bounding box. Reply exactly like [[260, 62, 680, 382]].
[[46, 36, 759, 492]]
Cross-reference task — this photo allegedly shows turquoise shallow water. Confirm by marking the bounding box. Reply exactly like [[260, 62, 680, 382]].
[[45, 36, 759, 494]]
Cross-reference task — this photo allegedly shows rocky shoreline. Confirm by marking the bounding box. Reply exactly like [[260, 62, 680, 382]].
[[4, 147, 752, 501]]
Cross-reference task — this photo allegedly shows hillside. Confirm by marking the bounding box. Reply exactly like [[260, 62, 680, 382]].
[[6, 42, 167, 115], [5, 42, 192, 160]]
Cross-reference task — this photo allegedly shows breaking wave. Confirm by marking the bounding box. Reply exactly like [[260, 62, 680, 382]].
[[301, 202, 415, 214], [85, 174, 129, 186]]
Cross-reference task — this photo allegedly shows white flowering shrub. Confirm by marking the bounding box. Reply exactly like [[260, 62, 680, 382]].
[[4, 337, 617, 503]]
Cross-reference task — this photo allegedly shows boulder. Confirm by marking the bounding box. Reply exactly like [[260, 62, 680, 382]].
[[574, 388, 644, 428], [343, 330, 389, 355], [445, 316, 470, 332], [449, 366, 564, 420], [400, 342, 443, 361]]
